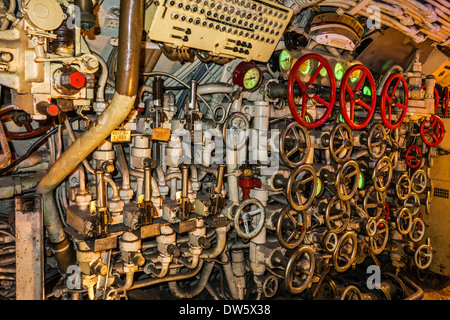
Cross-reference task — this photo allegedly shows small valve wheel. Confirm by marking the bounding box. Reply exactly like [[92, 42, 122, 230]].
[[370, 219, 389, 255], [405, 145, 422, 169], [286, 164, 318, 211], [332, 231, 358, 273], [372, 156, 393, 193], [340, 285, 363, 300], [414, 243, 433, 270], [339, 64, 377, 130], [367, 123, 388, 159], [222, 112, 250, 150], [323, 230, 339, 253], [284, 246, 315, 294], [396, 173, 411, 201], [280, 121, 311, 168], [411, 169, 428, 194], [335, 160, 360, 201], [325, 196, 350, 233], [396, 207, 413, 235], [409, 217, 426, 242], [262, 274, 279, 299], [363, 186, 385, 219], [403, 192, 421, 216], [380, 73, 409, 130], [276, 206, 309, 250], [329, 123, 354, 163], [420, 115, 446, 147], [287, 53, 336, 129], [233, 198, 266, 239]]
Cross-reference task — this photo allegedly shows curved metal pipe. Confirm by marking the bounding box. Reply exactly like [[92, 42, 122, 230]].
[[129, 260, 204, 290], [167, 261, 215, 299], [36, 0, 144, 272]]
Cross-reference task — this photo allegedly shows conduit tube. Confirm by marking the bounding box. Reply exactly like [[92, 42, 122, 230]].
[[36, 0, 144, 273]]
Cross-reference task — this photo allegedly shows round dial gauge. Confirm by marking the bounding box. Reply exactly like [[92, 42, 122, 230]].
[[232, 61, 263, 92]]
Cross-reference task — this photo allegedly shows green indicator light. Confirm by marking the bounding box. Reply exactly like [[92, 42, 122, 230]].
[[363, 85, 372, 96], [305, 115, 311, 123], [279, 50, 293, 72], [339, 114, 345, 123], [334, 63, 344, 81], [319, 63, 328, 77], [316, 178, 323, 196], [358, 172, 365, 189]]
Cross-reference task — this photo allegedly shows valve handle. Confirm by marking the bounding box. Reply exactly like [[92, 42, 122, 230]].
[[284, 246, 315, 294], [370, 219, 389, 255], [411, 169, 428, 194], [396, 207, 413, 235], [380, 73, 409, 130], [286, 164, 318, 211], [287, 53, 336, 129], [325, 196, 350, 233], [420, 115, 445, 147], [280, 121, 311, 169], [414, 243, 433, 270], [233, 198, 266, 239], [409, 217, 426, 243], [323, 230, 339, 253], [332, 231, 358, 273], [367, 123, 388, 159], [339, 64, 377, 130], [396, 173, 412, 201], [329, 123, 354, 163], [335, 160, 360, 201], [405, 145, 422, 169], [276, 205, 309, 250]]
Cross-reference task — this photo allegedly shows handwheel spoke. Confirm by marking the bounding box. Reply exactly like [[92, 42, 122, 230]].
[[308, 64, 324, 86], [355, 73, 367, 93], [295, 75, 307, 91], [312, 94, 331, 108]]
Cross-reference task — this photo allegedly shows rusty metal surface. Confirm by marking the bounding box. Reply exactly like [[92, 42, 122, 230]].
[[15, 196, 44, 300]]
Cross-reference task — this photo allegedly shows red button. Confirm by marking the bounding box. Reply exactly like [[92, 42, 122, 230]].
[[69, 71, 86, 89]]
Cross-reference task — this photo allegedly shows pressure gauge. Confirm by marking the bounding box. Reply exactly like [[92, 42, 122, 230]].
[[232, 61, 263, 92]]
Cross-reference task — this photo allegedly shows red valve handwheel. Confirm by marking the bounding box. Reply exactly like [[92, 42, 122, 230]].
[[405, 145, 422, 169], [420, 115, 446, 147], [339, 65, 377, 130], [442, 87, 449, 117], [421, 84, 440, 113], [287, 53, 336, 130], [380, 73, 409, 130]]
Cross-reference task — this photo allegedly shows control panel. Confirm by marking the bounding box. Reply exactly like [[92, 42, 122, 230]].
[[145, 0, 294, 62]]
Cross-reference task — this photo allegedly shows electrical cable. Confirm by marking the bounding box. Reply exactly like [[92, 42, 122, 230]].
[[0, 116, 81, 175]]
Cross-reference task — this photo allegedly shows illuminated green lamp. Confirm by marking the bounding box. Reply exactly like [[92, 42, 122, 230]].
[[334, 63, 344, 81], [279, 50, 293, 72], [363, 85, 372, 96], [358, 172, 365, 189], [316, 178, 323, 196]]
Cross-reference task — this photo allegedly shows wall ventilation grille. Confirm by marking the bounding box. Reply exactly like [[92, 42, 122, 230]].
[[434, 187, 449, 199]]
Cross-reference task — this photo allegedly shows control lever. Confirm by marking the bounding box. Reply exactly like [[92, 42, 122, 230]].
[[177, 164, 195, 220], [138, 158, 158, 226]]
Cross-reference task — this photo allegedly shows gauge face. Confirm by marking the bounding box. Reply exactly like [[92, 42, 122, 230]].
[[319, 63, 328, 77], [299, 59, 313, 75], [358, 172, 365, 189], [232, 61, 262, 92], [279, 49, 293, 72], [243, 67, 261, 91]]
